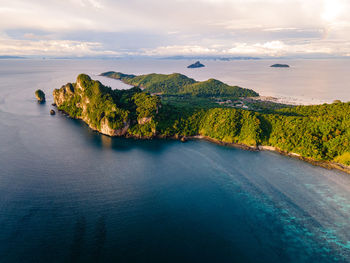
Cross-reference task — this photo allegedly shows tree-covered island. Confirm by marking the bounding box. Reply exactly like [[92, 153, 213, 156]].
[[53, 73, 350, 172]]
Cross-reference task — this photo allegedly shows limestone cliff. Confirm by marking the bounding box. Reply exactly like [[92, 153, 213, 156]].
[[53, 74, 161, 137]]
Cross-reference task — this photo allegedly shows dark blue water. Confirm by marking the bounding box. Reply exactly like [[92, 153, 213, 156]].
[[1, 60, 350, 263]]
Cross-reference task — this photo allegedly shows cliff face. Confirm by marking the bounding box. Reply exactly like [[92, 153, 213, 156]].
[[100, 117, 130, 136], [53, 74, 160, 137], [53, 83, 74, 106]]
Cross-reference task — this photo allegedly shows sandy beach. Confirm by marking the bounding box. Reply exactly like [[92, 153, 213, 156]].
[[250, 95, 329, 106]]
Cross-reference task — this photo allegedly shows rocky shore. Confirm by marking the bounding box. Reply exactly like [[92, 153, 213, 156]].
[[188, 137, 350, 174], [257, 145, 350, 174], [55, 103, 350, 175]]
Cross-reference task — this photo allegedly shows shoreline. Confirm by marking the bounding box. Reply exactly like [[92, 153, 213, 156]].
[[257, 145, 350, 175], [56, 108, 350, 175], [187, 136, 350, 174], [249, 95, 328, 106], [165, 135, 350, 175]]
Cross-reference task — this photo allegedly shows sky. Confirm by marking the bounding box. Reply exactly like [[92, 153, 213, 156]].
[[1, 0, 350, 58]]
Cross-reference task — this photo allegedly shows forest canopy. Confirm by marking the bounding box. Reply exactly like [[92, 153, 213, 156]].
[[100, 71, 259, 98], [54, 74, 350, 167]]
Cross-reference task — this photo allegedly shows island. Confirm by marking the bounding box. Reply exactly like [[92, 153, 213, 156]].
[[270, 64, 290, 68], [187, 61, 205, 68], [35, 89, 46, 103], [53, 72, 350, 173]]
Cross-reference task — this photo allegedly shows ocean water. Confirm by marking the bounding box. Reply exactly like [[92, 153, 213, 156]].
[[1, 59, 350, 262]]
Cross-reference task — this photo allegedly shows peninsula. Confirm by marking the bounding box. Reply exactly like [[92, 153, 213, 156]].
[[53, 73, 350, 173]]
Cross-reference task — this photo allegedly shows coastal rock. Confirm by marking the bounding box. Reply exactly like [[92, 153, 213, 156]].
[[50, 109, 56, 115], [180, 137, 187, 142], [138, 117, 152, 125], [187, 61, 205, 68], [35, 89, 46, 103], [258, 145, 276, 151], [100, 117, 129, 136]]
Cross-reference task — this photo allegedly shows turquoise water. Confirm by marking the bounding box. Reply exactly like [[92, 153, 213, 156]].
[[1, 59, 350, 262]]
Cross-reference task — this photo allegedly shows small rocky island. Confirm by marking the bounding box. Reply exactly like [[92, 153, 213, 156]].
[[35, 89, 46, 103], [270, 64, 290, 68], [187, 61, 205, 68]]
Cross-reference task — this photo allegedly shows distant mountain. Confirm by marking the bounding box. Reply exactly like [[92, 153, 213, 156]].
[[0, 55, 25, 59]]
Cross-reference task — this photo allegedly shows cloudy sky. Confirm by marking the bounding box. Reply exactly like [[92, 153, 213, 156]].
[[1, 0, 350, 57]]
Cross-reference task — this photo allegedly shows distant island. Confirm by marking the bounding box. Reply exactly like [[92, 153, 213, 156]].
[[271, 64, 290, 68], [53, 72, 350, 173], [187, 61, 205, 68]]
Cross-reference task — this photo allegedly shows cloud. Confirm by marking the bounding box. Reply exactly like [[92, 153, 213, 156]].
[[143, 40, 350, 57], [75, 0, 104, 9], [143, 45, 217, 56], [0, 37, 119, 56], [263, 28, 298, 32], [227, 41, 286, 56], [1, 0, 350, 57]]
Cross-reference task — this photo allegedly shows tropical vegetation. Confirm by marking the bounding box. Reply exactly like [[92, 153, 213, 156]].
[[53, 73, 350, 167], [100, 71, 259, 98]]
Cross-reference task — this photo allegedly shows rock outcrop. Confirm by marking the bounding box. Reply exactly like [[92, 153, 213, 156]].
[[35, 89, 46, 103], [138, 117, 152, 125], [53, 74, 161, 138]]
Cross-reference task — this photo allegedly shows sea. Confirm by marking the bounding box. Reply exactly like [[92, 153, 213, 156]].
[[1, 59, 350, 262]]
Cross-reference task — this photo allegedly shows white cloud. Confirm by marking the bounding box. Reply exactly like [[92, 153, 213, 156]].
[[144, 40, 350, 57], [143, 45, 218, 56], [321, 0, 344, 22], [263, 28, 298, 32], [1, 0, 350, 56], [76, 0, 104, 9], [0, 37, 119, 56]]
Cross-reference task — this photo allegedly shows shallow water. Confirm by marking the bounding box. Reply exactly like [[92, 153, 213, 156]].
[[1, 59, 350, 262]]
